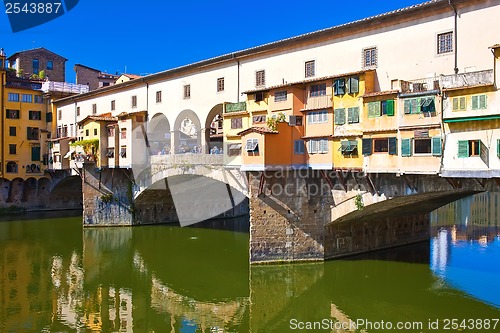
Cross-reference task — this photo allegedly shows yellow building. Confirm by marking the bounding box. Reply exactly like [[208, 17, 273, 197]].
[[1, 50, 49, 180], [76, 115, 117, 168]]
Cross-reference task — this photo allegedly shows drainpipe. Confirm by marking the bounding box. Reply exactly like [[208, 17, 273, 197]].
[[232, 53, 240, 102], [449, 0, 459, 74]]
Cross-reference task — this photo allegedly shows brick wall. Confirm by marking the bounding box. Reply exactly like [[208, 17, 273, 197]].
[[13, 49, 65, 82]]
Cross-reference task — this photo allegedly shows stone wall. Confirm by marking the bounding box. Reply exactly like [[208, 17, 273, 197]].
[[13, 48, 65, 81], [249, 171, 332, 264]]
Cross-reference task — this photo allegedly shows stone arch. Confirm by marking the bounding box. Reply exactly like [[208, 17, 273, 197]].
[[204, 104, 224, 154], [148, 113, 172, 155], [0, 178, 11, 203], [9, 177, 25, 203], [38, 177, 50, 194], [173, 109, 202, 154]]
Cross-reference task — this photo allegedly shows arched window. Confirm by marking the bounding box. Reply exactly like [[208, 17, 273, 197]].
[[6, 162, 18, 173]]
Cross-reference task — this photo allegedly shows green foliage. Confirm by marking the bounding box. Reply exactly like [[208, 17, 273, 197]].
[[38, 70, 46, 79], [266, 112, 286, 131], [17, 68, 24, 77], [100, 193, 115, 204], [354, 194, 364, 211], [70, 139, 99, 154], [0, 205, 26, 216]]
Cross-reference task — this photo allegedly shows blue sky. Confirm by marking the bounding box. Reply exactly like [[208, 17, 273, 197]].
[[1, 0, 426, 82]]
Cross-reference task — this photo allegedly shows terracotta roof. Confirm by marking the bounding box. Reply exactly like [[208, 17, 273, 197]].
[[442, 82, 494, 92], [120, 74, 142, 79], [116, 110, 147, 118], [7, 47, 67, 61], [489, 44, 500, 49], [237, 126, 278, 136], [363, 90, 399, 98], [331, 132, 363, 138], [78, 115, 117, 125], [363, 128, 398, 133], [301, 134, 332, 139], [243, 70, 373, 94], [224, 111, 249, 117], [47, 136, 76, 142], [399, 123, 441, 130], [74, 63, 101, 72]]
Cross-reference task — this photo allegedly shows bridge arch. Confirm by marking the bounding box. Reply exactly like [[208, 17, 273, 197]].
[[173, 109, 201, 154], [205, 103, 224, 154], [148, 112, 172, 155]]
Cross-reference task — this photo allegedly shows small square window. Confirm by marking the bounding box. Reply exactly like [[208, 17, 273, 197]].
[[76, 107, 80, 116], [92, 104, 97, 114], [274, 91, 287, 102], [94, 128, 98, 136], [305, 60, 315, 78], [131, 95, 137, 108], [47, 61, 53, 70], [9, 144, 16, 155], [111, 100, 115, 111], [363, 47, 377, 68], [184, 85, 191, 99], [217, 78, 224, 92], [9, 127, 16, 136], [255, 70, 265, 87], [156, 91, 162, 103], [437, 32, 453, 54]]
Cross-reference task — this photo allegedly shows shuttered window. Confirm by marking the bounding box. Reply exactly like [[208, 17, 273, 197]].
[[458, 140, 469, 158], [31, 146, 41, 161], [432, 137, 442, 156], [388, 137, 397, 155], [362, 138, 372, 156], [452, 97, 466, 111], [347, 77, 359, 94], [498, 139, 500, 158], [308, 139, 329, 154], [347, 107, 359, 123], [333, 79, 345, 96], [368, 102, 381, 118], [334, 108, 346, 125], [472, 94, 487, 110], [401, 138, 412, 157], [386, 100, 395, 116]]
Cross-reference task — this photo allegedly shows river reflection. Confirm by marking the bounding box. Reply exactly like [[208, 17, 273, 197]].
[[1, 201, 500, 332]]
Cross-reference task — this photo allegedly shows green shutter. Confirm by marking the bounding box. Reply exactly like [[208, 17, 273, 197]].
[[401, 138, 412, 157], [347, 77, 359, 94], [368, 102, 380, 118], [386, 100, 395, 116], [334, 108, 345, 125], [348, 107, 359, 123], [497, 139, 500, 158], [31, 146, 41, 161], [471, 95, 479, 110], [432, 137, 442, 156], [404, 100, 411, 114], [388, 137, 397, 155], [362, 138, 372, 156], [458, 140, 469, 158], [459, 96, 466, 110], [411, 98, 420, 114], [479, 94, 487, 109], [452, 98, 459, 111]]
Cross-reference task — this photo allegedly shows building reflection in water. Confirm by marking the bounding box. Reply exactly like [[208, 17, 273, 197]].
[[430, 192, 500, 308]]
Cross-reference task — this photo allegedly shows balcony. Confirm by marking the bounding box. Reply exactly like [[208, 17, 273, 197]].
[[399, 77, 440, 95], [225, 102, 247, 113], [41, 81, 89, 94], [304, 94, 332, 110], [440, 70, 494, 90]]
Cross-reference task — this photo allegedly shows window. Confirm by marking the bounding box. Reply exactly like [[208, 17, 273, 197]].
[[8, 93, 19, 102], [94, 129, 98, 136], [310, 83, 326, 97], [29, 111, 42, 120], [34, 95, 43, 104], [62, 126, 68, 137], [437, 32, 453, 54], [307, 110, 328, 124], [374, 138, 389, 153], [255, 70, 265, 87], [9, 127, 16, 136], [294, 140, 305, 154], [347, 107, 360, 124], [231, 117, 243, 129], [471, 94, 487, 110], [452, 96, 466, 111], [339, 140, 358, 155], [217, 78, 224, 92], [33, 59, 39, 74], [27, 127, 39, 140], [108, 127, 115, 137], [120, 147, 127, 158], [368, 100, 395, 118], [22, 94, 32, 103], [334, 108, 346, 125], [227, 143, 242, 156], [288, 115, 303, 126], [347, 77, 359, 94], [106, 148, 115, 158], [131, 95, 137, 108], [458, 140, 481, 157], [102, 82, 110, 87], [6, 162, 18, 173], [333, 79, 345, 96], [363, 47, 377, 68], [308, 139, 329, 154], [121, 128, 127, 139], [414, 138, 432, 154], [255, 91, 265, 102], [76, 107, 80, 116], [183, 85, 191, 99], [274, 90, 287, 102], [369, 137, 397, 155], [156, 91, 162, 103], [47, 61, 53, 70], [46, 112, 52, 122], [305, 60, 315, 78], [403, 97, 435, 114], [253, 115, 266, 124], [111, 100, 115, 111], [31, 146, 40, 161], [85, 129, 89, 136], [9, 144, 16, 155], [6, 109, 20, 119], [245, 138, 259, 155], [92, 104, 97, 114]]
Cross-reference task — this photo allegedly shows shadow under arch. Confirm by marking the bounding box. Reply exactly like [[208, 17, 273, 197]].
[[205, 103, 224, 153], [51, 175, 82, 194], [134, 173, 248, 226], [173, 109, 201, 154], [148, 112, 171, 155]]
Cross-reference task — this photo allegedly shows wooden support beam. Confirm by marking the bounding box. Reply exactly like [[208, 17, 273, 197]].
[[320, 170, 335, 190], [258, 172, 265, 196], [445, 178, 461, 190], [475, 178, 486, 190], [402, 174, 417, 192], [366, 173, 377, 194], [334, 170, 347, 192], [494, 178, 500, 188]]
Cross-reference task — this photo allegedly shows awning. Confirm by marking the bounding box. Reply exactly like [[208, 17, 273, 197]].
[[444, 115, 500, 123], [228, 144, 242, 150], [339, 140, 358, 153]]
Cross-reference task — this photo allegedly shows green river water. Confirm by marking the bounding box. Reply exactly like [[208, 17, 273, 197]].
[[1, 194, 500, 333]]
